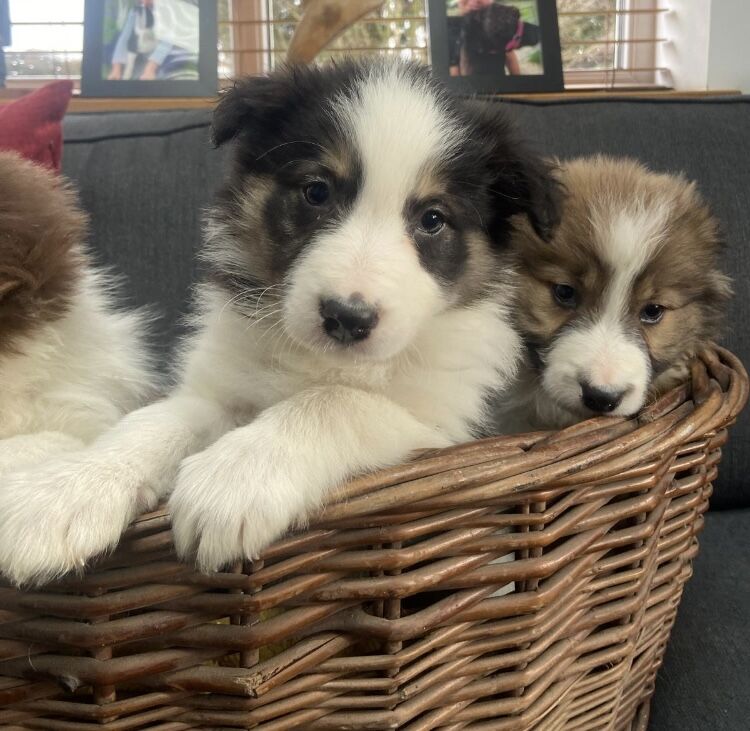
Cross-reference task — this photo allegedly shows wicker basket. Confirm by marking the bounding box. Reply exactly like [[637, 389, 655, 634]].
[[0, 345, 746, 731]]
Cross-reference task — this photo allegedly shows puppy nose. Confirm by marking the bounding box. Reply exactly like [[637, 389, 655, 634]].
[[319, 298, 379, 344], [580, 381, 626, 414]]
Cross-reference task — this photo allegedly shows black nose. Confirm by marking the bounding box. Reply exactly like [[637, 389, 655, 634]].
[[320, 298, 379, 345], [580, 381, 626, 414]]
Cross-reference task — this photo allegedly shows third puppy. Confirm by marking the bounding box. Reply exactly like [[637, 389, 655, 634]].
[[498, 155, 731, 432]]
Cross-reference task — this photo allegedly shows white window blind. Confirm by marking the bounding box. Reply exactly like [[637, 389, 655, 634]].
[[3, 1, 669, 92], [221, 1, 669, 89], [558, 0, 668, 89]]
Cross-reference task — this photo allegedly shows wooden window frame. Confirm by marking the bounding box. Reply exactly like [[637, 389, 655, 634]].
[[228, 0, 269, 77], [562, 1, 668, 89]]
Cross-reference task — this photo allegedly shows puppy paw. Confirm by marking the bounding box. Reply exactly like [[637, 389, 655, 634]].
[[169, 429, 307, 573], [0, 456, 162, 586]]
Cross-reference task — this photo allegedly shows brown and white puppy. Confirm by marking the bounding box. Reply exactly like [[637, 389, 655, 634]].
[[497, 155, 731, 431], [0, 152, 155, 473]]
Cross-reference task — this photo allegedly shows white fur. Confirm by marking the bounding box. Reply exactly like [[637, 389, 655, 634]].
[[540, 207, 669, 420], [0, 68, 521, 585], [286, 65, 461, 362], [334, 64, 461, 201], [541, 315, 650, 419], [0, 287, 517, 583], [0, 271, 153, 465], [0, 270, 155, 582], [171, 291, 517, 571]]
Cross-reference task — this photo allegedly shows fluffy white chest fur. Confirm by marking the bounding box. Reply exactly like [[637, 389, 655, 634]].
[[185, 290, 518, 443], [0, 289, 519, 585], [0, 272, 152, 475]]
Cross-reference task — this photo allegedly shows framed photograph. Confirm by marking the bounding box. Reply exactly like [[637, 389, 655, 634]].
[[82, 0, 218, 97], [428, 0, 564, 94]]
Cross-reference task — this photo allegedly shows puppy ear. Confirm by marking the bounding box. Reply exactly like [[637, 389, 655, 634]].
[[464, 101, 562, 242], [211, 70, 297, 147]]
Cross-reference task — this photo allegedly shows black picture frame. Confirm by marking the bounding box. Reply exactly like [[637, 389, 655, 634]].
[[428, 0, 564, 94], [81, 0, 218, 98]]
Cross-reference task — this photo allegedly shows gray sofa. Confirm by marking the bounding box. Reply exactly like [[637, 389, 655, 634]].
[[61, 96, 750, 730]]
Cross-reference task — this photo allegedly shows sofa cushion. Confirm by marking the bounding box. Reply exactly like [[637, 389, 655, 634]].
[[61, 97, 750, 507], [62, 108, 222, 357], [650, 508, 750, 730]]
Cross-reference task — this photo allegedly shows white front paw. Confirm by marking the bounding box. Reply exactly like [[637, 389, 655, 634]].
[[0, 456, 162, 586], [169, 432, 306, 573]]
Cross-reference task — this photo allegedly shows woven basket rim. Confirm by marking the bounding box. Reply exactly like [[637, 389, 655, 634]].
[[123, 344, 747, 544]]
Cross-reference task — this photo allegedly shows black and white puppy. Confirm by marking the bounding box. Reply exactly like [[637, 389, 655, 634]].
[[497, 155, 730, 432], [0, 59, 559, 585]]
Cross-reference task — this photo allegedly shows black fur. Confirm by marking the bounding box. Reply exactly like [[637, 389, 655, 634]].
[[207, 59, 560, 306]]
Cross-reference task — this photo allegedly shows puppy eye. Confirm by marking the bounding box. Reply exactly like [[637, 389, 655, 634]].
[[419, 209, 446, 235], [303, 181, 330, 206], [640, 303, 665, 324], [552, 283, 577, 308]]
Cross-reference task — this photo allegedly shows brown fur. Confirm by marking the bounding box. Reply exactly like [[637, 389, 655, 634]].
[[0, 152, 85, 352], [510, 156, 731, 392]]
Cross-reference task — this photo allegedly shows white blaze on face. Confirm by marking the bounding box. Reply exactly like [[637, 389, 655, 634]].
[[543, 202, 671, 416], [284, 66, 463, 361]]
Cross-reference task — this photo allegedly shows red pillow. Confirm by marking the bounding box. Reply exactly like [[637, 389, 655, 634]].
[[0, 81, 73, 171]]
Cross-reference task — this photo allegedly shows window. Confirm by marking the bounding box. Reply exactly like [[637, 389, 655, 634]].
[[558, 0, 667, 89], [4, 0, 84, 85], [222, 1, 428, 79], [3, 0, 668, 92]]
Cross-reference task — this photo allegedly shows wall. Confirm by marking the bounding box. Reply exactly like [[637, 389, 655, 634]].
[[657, 0, 750, 92], [706, 0, 750, 92]]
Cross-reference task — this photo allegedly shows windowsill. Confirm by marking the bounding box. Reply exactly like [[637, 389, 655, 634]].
[[0, 87, 742, 113], [67, 96, 220, 112], [73, 88, 741, 111], [491, 88, 742, 101]]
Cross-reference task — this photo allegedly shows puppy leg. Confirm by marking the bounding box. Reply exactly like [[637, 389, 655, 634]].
[[170, 385, 452, 572], [0, 394, 231, 586], [0, 432, 86, 476]]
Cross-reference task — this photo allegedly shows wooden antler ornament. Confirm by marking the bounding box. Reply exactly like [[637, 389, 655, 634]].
[[287, 0, 386, 63]]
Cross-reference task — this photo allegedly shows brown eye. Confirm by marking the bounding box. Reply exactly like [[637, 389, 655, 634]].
[[640, 303, 665, 324], [552, 283, 577, 308], [419, 209, 445, 235], [303, 181, 330, 206]]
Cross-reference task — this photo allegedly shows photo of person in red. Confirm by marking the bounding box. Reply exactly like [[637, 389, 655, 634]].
[[448, 0, 542, 77]]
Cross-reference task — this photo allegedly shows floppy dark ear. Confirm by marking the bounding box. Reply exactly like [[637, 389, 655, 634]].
[[211, 70, 298, 147], [464, 101, 562, 242], [496, 148, 562, 242]]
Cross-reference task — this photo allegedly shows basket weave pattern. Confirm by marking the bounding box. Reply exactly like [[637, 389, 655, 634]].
[[0, 346, 746, 730]]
